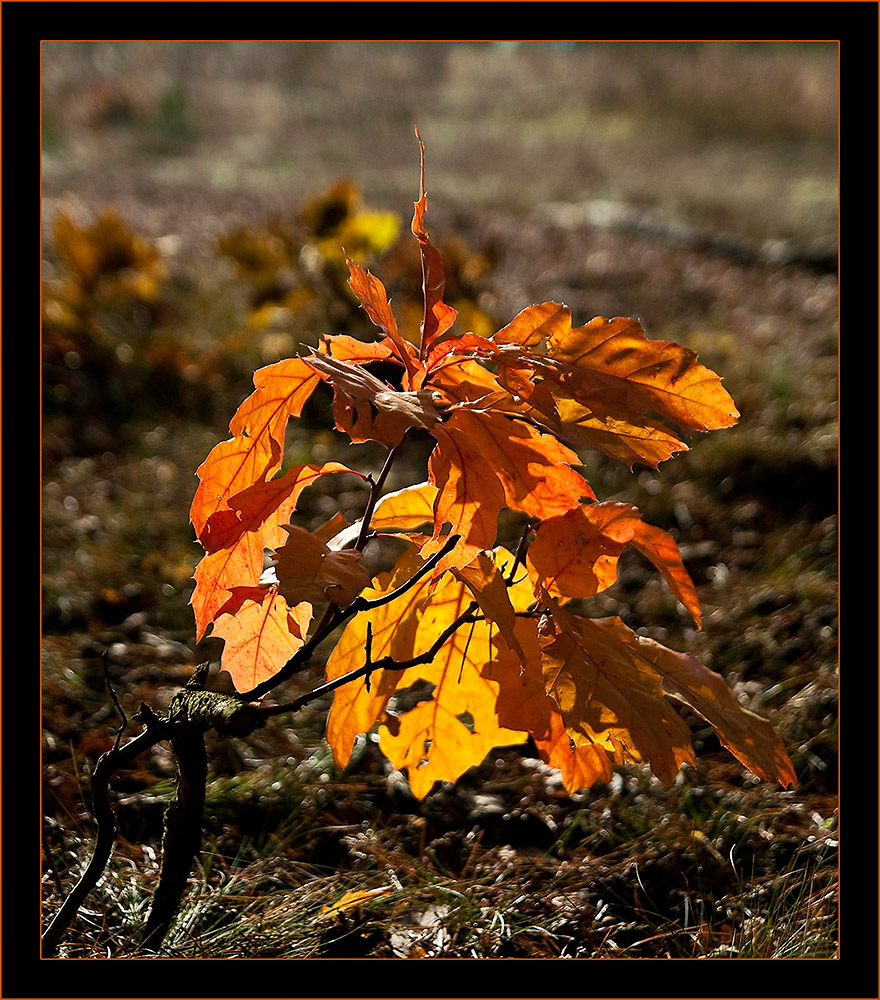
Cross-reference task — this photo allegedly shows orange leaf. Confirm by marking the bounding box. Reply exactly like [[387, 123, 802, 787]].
[[540, 602, 696, 783], [376, 548, 532, 798], [190, 462, 357, 640], [541, 603, 795, 787], [596, 616, 796, 787], [325, 547, 434, 767], [211, 587, 312, 692], [545, 397, 690, 470], [536, 715, 615, 794], [273, 524, 371, 608], [370, 481, 438, 532], [453, 550, 524, 659], [424, 409, 595, 571], [492, 300, 570, 349], [527, 503, 641, 600], [485, 617, 614, 794], [346, 259, 422, 384], [191, 357, 322, 543], [629, 520, 702, 629], [547, 314, 739, 432], [411, 128, 458, 356], [317, 333, 397, 364]]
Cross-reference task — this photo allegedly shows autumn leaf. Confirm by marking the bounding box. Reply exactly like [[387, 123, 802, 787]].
[[370, 481, 439, 532], [629, 520, 702, 629], [325, 547, 435, 767], [540, 601, 795, 787], [527, 310, 739, 432], [316, 333, 397, 364], [590, 615, 796, 787], [424, 409, 595, 570], [273, 524, 371, 608], [191, 357, 322, 544], [526, 502, 642, 601], [540, 601, 696, 783], [541, 397, 690, 470], [453, 549, 525, 659], [345, 259, 423, 383], [485, 618, 615, 792], [376, 565, 529, 799], [190, 462, 357, 641], [211, 586, 312, 692], [411, 127, 458, 357], [305, 351, 441, 447]]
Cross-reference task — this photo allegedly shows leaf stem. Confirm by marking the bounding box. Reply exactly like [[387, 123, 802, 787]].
[[354, 437, 404, 552], [237, 532, 459, 702], [261, 595, 480, 717]]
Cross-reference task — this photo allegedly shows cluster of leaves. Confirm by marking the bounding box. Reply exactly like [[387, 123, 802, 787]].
[[190, 133, 795, 801]]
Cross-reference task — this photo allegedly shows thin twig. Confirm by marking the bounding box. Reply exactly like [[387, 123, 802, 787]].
[[261, 596, 480, 717], [354, 439, 404, 552], [102, 650, 127, 751], [237, 532, 459, 703]]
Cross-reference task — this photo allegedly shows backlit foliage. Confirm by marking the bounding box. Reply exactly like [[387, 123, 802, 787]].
[[190, 133, 795, 799]]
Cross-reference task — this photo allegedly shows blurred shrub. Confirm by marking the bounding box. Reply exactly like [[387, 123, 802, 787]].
[[42, 185, 498, 461], [43, 207, 168, 356]]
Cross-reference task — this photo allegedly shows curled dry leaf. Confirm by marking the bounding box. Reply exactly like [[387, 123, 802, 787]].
[[273, 524, 371, 608], [305, 351, 442, 447]]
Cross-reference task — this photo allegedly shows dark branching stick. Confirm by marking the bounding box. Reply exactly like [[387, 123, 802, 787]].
[[41, 709, 176, 957], [42, 665, 266, 956], [261, 596, 482, 718], [239, 531, 460, 703]]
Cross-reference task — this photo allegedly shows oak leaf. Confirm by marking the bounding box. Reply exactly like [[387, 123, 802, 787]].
[[424, 409, 595, 570], [526, 502, 642, 600], [411, 128, 458, 357], [540, 602, 697, 783], [629, 520, 702, 629], [325, 547, 434, 767], [370, 481, 439, 532], [191, 357, 323, 545], [273, 524, 371, 608], [305, 351, 441, 447], [211, 587, 312, 691], [346, 258, 423, 383], [540, 601, 795, 787], [190, 462, 357, 641]]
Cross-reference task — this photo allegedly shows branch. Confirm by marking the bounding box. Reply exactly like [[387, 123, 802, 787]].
[[41, 709, 175, 956], [354, 437, 404, 551], [237, 532, 459, 703], [261, 595, 480, 718]]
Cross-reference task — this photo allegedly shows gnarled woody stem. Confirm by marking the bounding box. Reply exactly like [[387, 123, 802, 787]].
[[41, 669, 266, 957]]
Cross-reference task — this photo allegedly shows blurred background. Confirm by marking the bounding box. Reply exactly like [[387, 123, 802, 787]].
[[42, 41, 838, 959]]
